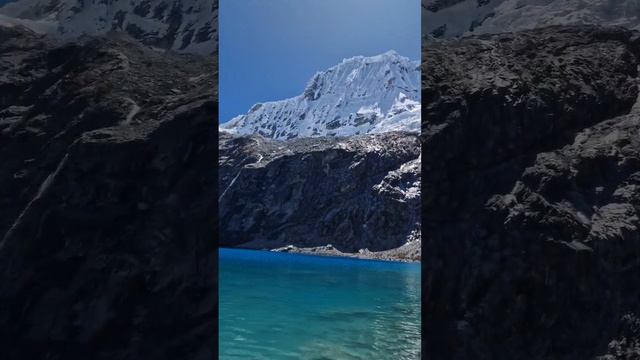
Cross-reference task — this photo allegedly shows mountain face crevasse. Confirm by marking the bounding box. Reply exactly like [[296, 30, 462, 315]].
[[221, 51, 421, 140], [0, 25, 217, 360], [422, 25, 640, 359]]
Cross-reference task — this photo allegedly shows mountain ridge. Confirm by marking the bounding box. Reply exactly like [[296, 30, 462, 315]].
[[221, 50, 421, 140], [424, 0, 640, 39], [0, 0, 216, 54]]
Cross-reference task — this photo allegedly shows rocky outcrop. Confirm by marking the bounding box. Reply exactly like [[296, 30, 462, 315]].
[[219, 131, 421, 256], [0, 0, 217, 55], [423, 26, 640, 359], [0, 25, 217, 359], [423, 0, 505, 38], [423, 0, 640, 40]]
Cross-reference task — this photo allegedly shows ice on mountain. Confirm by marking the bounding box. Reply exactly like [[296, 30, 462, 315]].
[[222, 51, 421, 140]]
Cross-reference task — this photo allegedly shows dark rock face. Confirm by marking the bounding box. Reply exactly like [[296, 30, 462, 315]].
[[422, 26, 640, 359], [424, 0, 469, 13], [0, 26, 217, 360], [219, 131, 421, 254]]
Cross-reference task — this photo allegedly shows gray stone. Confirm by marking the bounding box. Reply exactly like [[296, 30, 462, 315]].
[[423, 25, 640, 359]]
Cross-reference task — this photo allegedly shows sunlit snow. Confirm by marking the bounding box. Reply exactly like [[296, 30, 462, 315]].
[[222, 51, 421, 140]]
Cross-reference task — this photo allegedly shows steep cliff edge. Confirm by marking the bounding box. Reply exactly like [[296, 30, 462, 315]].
[[219, 131, 421, 259], [0, 25, 217, 360], [423, 25, 640, 359]]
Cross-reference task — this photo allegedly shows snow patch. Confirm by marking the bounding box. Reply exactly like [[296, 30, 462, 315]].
[[122, 97, 140, 125], [1, 153, 69, 249]]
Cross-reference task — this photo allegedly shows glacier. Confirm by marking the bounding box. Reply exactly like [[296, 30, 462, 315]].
[[221, 50, 421, 140]]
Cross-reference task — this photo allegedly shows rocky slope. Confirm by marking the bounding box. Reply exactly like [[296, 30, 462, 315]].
[[422, 25, 640, 359], [219, 50, 422, 259], [424, 0, 640, 39], [0, 25, 217, 359], [0, 0, 216, 54], [219, 131, 421, 259], [221, 51, 421, 139]]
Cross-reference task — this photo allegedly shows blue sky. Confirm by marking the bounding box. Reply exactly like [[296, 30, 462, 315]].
[[219, 0, 421, 122]]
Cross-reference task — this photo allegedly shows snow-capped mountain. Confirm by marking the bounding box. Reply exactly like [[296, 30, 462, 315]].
[[424, 0, 640, 39], [221, 51, 421, 140], [0, 0, 216, 54]]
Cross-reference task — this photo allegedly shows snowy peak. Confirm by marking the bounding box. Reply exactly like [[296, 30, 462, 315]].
[[0, 0, 217, 55], [222, 51, 421, 140], [303, 50, 416, 101]]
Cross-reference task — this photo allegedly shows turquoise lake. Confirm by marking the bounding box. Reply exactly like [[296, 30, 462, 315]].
[[219, 248, 421, 359]]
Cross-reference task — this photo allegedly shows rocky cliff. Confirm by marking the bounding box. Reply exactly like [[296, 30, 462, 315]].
[[219, 131, 421, 258], [0, 25, 217, 359], [423, 25, 640, 359], [424, 0, 640, 39], [0, 0, 217, 54]]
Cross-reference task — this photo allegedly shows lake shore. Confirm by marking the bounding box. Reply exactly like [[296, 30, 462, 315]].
[[236, 241, 421, 263]]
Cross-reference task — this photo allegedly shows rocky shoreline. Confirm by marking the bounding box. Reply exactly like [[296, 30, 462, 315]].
[[262, 241, 420, 262]]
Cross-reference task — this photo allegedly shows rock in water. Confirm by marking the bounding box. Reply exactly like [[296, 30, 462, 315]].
[[0, 25, 217, 359]]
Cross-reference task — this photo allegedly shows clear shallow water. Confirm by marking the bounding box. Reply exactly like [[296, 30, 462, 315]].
[[219, 248, 421, 360]]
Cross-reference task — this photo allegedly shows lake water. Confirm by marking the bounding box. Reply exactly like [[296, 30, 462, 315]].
[[219, 248, 421, 359]]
